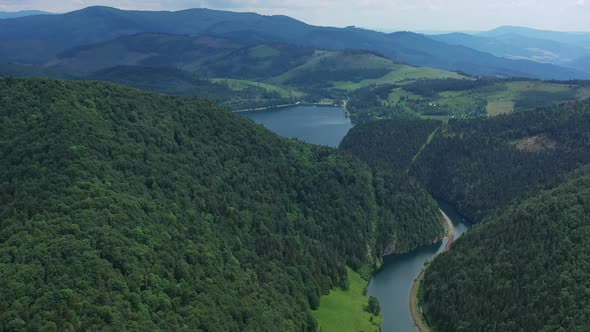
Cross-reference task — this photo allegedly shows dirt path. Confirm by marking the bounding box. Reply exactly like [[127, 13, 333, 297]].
[[409, 209, 455, 332], [407, 127, 440, 174]]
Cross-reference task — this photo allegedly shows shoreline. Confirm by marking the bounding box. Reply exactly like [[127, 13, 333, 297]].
[[409, 209, 455, 332], [232, 102, 301, 113], [232, 100, 349, 115]]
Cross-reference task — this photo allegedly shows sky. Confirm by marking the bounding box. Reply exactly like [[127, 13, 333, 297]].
[[1, 0, 590, 32]]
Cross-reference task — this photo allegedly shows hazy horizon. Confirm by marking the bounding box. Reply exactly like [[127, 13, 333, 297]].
[[1, 0, 590, 32]]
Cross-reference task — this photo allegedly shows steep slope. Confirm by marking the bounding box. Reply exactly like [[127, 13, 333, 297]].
[[340, 103, 590, 222], [11, 31, 463, 102], [0, 78, 443, 330], [87, 65, 299, 110], [340, 119, 442, 171], [267, 49, 400, 94], [421, 169, 590, 331], [48, 32, 456, 86], [49, 33, 243, 73], [1, 6, 588, 79], [411, 104, 590, 221], [0, 64, 302, 111], [0, 6, 309, 65]]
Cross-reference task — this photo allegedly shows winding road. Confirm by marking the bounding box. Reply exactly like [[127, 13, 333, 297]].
[[409, 209, 455, 332]]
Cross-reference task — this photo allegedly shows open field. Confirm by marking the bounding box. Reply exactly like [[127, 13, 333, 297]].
[[332, 65, 466, 91], [383, 80, 590, 117], [210, 78, 306, 98], [486, 100, 514, 115], [312, 267, 383, 332]]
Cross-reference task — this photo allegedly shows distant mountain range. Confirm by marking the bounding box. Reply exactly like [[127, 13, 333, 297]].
[[1, 32, 463, 108], [1, 6, 589, 80], [480, 26, 590, 49], [430, 26, 590, 73], [0, 10, 52, 19]]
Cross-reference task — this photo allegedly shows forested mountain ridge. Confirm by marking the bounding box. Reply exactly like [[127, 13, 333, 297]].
[[421, 169, 590, 331], [48, 32, 316, 80], [0, 10, 52, 19], [0, 6, 588, 80], [0, 34, 465, 110], [0, 77, 444, 330], [412, 103, 590, 221], [341, 101, 590, 222]]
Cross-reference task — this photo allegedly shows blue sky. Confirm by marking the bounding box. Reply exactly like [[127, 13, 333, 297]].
[[1, 0, 589, 31]]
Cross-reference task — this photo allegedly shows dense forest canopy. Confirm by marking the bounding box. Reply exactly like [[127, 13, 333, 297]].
[[341, 103, 590, 222], [421, 169, 590, 331], [411, 103, 590, 221], [340, 119, 441, 172], [0, 77, 444, 330], [341, 98, 590, 331]]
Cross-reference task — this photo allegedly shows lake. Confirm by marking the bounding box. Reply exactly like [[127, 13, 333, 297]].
[[367, 200, 470, 332], [240, 105, 353, 147]]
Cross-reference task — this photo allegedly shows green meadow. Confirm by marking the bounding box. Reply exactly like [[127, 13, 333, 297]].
[[312, 267, 383, 332]]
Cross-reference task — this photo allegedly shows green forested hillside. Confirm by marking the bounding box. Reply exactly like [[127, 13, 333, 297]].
[[340, 119, 441, 171], [341, 103, 590, 222], [88, 66, 299, 110], [0, 78, 443, 330], [0, 31, 466, 111], [1, 6, 588, 80], [421, 169, 590, 331], [412, 104, 590, 221]]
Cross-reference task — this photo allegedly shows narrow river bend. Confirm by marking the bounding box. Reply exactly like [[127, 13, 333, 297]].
[[240, 105, 471, 332], [368, 201, 469, 332]]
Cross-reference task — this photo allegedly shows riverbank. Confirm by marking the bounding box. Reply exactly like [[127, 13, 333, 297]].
[[410, 209, 455, 332], [312, 267, 383, 332]]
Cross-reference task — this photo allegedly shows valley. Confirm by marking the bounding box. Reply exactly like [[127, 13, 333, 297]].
[[1, 4, 590, 332]]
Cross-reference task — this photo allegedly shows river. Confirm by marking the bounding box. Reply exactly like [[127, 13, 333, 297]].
[[368, 200, 470, 332], [239, 105, 469, 332]]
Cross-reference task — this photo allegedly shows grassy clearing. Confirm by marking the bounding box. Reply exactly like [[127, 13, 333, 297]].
[[387, 88, 422, 103], [486, 100, 514, 115], [382, 80, 589, 117], [332, 65, 465, 91], [481, 81, 578, 111], [210, 78, 305, 98], [312, 267, 382, 332], [270, 51, 395, 87]]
